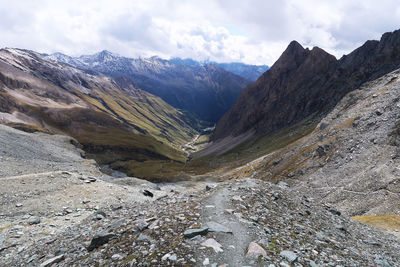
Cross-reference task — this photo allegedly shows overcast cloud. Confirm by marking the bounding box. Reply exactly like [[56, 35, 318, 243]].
[[0, 0, 399, 65]]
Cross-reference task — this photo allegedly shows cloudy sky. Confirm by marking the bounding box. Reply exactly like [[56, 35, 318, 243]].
[[0, 0, 399, 65]]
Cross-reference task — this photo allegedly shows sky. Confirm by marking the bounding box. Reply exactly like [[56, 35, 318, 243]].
[[0, 0, 400, 65]]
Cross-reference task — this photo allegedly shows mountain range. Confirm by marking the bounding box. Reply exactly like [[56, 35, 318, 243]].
[[169, 57, 269, 81], [0, 48, 201, 179], [47, 52, 258, 123]]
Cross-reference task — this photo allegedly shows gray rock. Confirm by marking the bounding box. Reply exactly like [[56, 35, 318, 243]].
[[280, 250, 297, 263], [183, 227, 209, 238], [55, 248, 67, 256], [245, 242, 267, 258], [40, 254, 65, 267], [111, 254, 121, 261], [28, 216, 41, 225], [136, 234, 154, 243], [0, 235, 5, 246], [136, 219, 148, 231], [87, 233, 117, 251], [205, 221, 232, 233], [309, 260, 319, 267], [375, 259, 392, 267]]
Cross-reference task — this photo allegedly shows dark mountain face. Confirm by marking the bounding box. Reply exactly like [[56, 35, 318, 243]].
[[212, 29, 400, 142], [48, 53, 251, 123]]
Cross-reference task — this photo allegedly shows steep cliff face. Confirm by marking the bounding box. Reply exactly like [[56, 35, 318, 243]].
[[212, 41, 337, 140], [212, 29, 400, 142]]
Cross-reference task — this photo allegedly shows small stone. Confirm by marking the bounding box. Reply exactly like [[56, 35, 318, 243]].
[[143, 190, 154, 197], [264, 227, 272, 234], [203, 258, 210, 266], [82, 199, 90, 204], [40, 254, 65, 267], [111, 254, 121, 261], [246, 242, 267, 258], [224, 209, 234, 214], [205, 185, 212, 191], [16, 203, 23, 207], [136, 234, 154, 242], [162, 253, 177, 261], [55, 248, 67, 256], [201, 238, 223, 253], [232, 195, 243, 201], [280, 250, 297, 263], [136, 219, 148, 231], [169, 254, 177, 261], [309, 260, 319, 267], [28, 216, 41, 225], [88, 176, 97, 182], [184, 227, 209, 238], [328, 208, 341, 216]]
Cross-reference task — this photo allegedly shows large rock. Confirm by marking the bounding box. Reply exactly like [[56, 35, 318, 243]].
[[245, 242, 267, 258], [205, 221, 232, 234], [87, 233, 117, 251]]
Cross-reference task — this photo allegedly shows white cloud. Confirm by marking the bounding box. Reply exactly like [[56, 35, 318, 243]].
[[0, 0, 399, 65]]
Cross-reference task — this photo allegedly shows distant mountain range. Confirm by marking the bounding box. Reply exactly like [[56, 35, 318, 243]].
[[169, 58, 269, 81], [47, 52, 262, 123]]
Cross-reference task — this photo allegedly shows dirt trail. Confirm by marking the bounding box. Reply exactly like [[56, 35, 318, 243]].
[[198, 179, 260, 266]]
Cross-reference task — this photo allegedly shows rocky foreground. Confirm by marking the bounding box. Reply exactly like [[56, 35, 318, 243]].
[[0, 125, 400, 266], [1, 171, 400, 266]]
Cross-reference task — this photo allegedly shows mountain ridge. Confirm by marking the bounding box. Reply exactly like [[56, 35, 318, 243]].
[[211, 29, 400, 145], [47, 52, 253, 123]]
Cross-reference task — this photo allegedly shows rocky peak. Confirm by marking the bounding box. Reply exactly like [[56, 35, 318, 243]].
[[211, 42, 337, 141], [212, 28, 400, 145]]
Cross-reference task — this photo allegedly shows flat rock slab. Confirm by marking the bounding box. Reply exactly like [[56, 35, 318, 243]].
[[184, 227, 209, 238], [201, 238, 223, 253], [245, 242, 266, 258], [205, 221, 233, 234], [280, 250, 298, 263], [40, 254, 65, 267]]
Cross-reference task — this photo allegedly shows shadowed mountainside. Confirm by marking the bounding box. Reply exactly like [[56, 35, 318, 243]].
[[212, 29, 400, 146]]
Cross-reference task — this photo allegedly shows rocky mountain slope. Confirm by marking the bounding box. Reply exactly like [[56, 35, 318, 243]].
[[212, 29, 400, 146], [0, 48, 200, 179], [244, 68, 400, 217], [170, 58, 269, 81], [48, 52, 251, 123]]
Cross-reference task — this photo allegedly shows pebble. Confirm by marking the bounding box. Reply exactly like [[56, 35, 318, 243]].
[[28, 216, 41, 225]]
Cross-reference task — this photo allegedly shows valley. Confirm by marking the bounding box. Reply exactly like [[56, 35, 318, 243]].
[[2, 25, 400, 266]]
